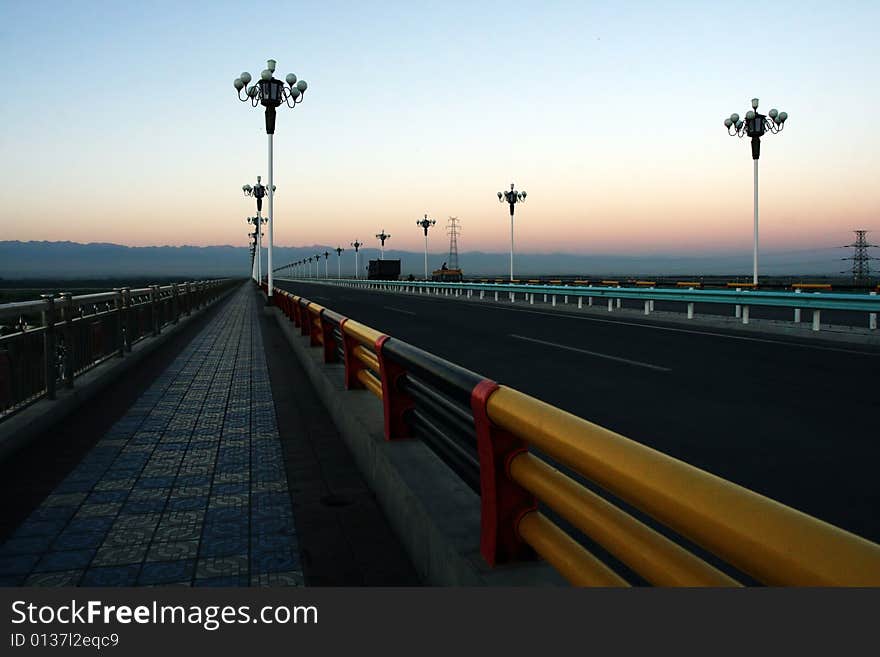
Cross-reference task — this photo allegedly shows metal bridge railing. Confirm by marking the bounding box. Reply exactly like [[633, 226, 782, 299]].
[[0, 280, 237, 421], [272, 283, 880, 586], [289, 278, 880, 331]]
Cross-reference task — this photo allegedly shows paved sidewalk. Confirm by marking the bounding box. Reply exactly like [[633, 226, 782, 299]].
[[0, 285, 301, 586]]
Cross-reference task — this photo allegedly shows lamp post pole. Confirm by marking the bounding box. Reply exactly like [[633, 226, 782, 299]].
[[416, 214, 436, 280], [245, 211, 267, 283], [724, 98, 788, 286], [323, 251, 330, 278], [351, 241, 363, 279], [234, 59, 308, 304], [498, 183, 526, 282], [375, 230, 391, 260], [335, 247, 344, 279]]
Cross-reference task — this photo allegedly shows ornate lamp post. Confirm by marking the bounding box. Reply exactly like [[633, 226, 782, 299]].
[[323, 250, 330, 278], [497, 183, 527, 281], [248, 228, 262, 281], [416, 214, 436, 280], [724, 98, 788, 285], [351, 241, 363, 279], [233, 59, 308, 303], [245, 212, 268, 283], [375, 229, 391, 260], [335, 247, 344, 279]]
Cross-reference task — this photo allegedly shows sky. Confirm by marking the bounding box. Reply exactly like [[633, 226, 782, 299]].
[[1, 0, 878, 258]]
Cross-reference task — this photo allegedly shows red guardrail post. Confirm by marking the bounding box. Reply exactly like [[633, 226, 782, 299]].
[[470, 380, 537, 566], [375, 336, 414, 441]]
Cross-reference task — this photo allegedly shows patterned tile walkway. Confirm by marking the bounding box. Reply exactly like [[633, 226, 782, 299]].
[[0, 285, 302, 586]]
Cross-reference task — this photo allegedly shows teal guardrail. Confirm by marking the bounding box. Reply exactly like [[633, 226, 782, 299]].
[[280, 278, 880, 314]]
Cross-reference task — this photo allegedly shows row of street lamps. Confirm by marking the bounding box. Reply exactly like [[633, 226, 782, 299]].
[[233, 61, 788, 288]]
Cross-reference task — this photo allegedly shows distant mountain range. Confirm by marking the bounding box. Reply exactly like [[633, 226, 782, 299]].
[[0, 240, 846, 279]]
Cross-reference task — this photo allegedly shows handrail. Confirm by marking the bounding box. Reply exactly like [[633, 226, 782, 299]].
[[488, 385, 880, 586], [0, 279, 236, 420], [270, 283, 880, 586]]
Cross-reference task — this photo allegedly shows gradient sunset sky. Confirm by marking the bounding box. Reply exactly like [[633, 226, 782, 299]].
[[1, 1, 878, 256]]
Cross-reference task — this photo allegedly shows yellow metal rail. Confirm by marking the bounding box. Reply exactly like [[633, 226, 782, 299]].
[[508, 452, 740, 586], [517, 511, 629, 587], [488, 386, 880, 586]]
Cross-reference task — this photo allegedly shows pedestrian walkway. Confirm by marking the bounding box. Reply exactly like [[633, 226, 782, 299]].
[[0, 285, 302, 586]]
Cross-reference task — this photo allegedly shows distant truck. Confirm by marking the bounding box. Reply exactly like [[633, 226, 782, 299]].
[[367, 259, 401, 280], [431, 267, 463, 282]]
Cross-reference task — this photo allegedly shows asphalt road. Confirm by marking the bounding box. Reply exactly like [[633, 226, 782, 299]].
[[276, 280, 880, 544]]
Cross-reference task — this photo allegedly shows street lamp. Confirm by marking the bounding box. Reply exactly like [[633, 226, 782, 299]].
[[375, 229, 391, 260], [335, 247, 344, 279], [498, 183, 526, 281], [724, 97, 788, 285], [323, 250, 330, 278], [234, 58, 308, 303], [245, 213, 268, 284], [416, 214, 436, 280], [351, 241, 363, 279], [248, 228, 263, 281]]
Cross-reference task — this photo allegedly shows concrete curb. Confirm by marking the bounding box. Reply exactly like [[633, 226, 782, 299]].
[[0, 284, 240, 463], [268, 305, 565, 586]]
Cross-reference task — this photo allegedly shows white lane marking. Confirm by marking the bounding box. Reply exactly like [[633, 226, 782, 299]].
[[509, 334, 671, 372], [384, 306, 417, 316], [485, 306, 880, 358], [307, 284, 880, 357]]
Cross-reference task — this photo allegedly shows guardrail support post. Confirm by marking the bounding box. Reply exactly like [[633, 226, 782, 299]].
[[735, 287, 742, 318], [171, 284, 180, 323], [871, 291, 877, 330], [59, 292, 75, 387], [494, 291, 499, 301], [644, 300, 650, 315], [608, 298, 613, 312], [121, 288, 132, 352], [812, 309, 821, 331], [742, 305, 750, 324], [552, 295, 556, 307], [577, 297, 583, 309], [471, 380, 537, 566], [375, 336, 414, 440], [113, 289, 125, 357], [794, 288, 802, 323], [41, 295, 57, 401], [150, 285, 159, 337], [529, 293, 534, 305]]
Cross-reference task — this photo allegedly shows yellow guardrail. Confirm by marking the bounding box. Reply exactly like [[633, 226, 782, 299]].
[[275, 284, 880, 586], [487, 386, 880, 586]]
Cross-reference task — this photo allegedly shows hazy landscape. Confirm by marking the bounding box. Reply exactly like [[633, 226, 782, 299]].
[[0, 240, 849, 279]]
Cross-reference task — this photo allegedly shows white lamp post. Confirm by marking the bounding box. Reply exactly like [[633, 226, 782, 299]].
[[335, 247, 344, 279], [375, 229, 391, 260], [234, 59, 308, 304], [497, 183, 526, 281], [351, 241, 363, 279], [724, 98, 788, 286], [416, 214, 436, 280]]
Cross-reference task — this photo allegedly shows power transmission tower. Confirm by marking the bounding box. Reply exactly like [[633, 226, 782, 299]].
[[841, 230, 878, 285], [446, 216, 461, 270]]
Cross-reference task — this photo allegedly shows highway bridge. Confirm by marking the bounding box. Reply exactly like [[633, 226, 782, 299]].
[[275, 278, 880, 545], [1, 279, 879, 586]]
